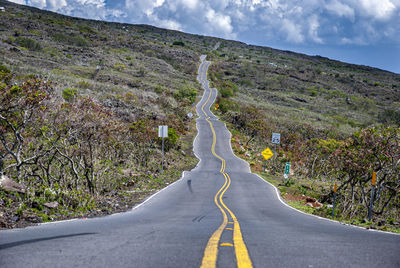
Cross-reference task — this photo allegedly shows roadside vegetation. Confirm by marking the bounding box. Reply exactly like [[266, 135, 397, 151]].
[[209, 43, 400, 232], [0, 0, 399, 231], [0, 1, 211, 228]]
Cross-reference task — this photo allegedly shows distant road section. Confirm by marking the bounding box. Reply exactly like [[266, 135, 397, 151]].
[[0, 55, 399, 268]]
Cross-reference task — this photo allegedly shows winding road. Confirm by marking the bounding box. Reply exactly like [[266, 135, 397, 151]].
[[0, 55, 399, 268]]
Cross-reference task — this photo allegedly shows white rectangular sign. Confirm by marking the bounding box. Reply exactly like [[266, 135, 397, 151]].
[[271, 133, 281, 144], [158, 125, 168, 138]]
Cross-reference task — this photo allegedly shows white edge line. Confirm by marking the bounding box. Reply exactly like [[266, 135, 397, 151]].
[[199, 55, 399, 237], [34, 56, 400, 236], [254, 173, 400, 236], [37, 57, 212, 227]]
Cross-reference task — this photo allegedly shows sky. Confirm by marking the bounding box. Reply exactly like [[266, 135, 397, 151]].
[[9, 0, 400, 73]]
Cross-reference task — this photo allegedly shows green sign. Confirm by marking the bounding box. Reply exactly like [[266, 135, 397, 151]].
[[284, 162, 291, 175]]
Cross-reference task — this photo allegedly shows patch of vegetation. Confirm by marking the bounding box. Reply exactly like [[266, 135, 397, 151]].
[[14, 36, 42, 50], [173, 41, 185, 46], [173, 85, 197, 104], [52, 33, 88, 47]]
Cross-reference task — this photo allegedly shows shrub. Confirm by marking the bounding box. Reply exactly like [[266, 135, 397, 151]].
[[76, 80, 91, 89], [219, 80, 238, 98], [113, 64, 126, 71], [173, 86, 197, 104], [62, 88, 78, 102], [53, 33, 87, 47], [164, 128, 179, 151], [14, 37, 41, 51], [218, 98, 238, 113], [220, 87, 234, 98], [173, 41, 185, 46]]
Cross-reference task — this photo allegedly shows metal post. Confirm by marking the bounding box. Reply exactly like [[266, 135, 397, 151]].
[[332, 193, 336, 219], [273, 144, 276, 172], [368, 172, 376, 222], [332, 183, 337, 219], [161, 137, 165, 172], [368, 185, 375, 221]]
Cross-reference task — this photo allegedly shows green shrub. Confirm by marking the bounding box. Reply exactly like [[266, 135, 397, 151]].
[[164, 128, 179, 151], [0, 65, 11, 73], [14, 37, 41, 51], [220, 87, 234, 98], [113, 64, 126, 71], [53, 33, 87, 47], [62, 88, 78, 102], [173, 86, 197, 104], [76, 80, 91, 89], [173, 41, 185, 46], [219, 80, 238, 98], [379, 109, 400, 125], [218, 98, 238, 113]]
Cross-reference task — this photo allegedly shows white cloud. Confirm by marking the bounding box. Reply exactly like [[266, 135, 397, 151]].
[[281, 19, 304, 43], [308, 15, 323, 44], [325, 0, 355, 21], [8, 0, 26, 4], [27, 0, 46, 9], [205, 8, 235, 38], [357, 0, 396, 20], [181, 0, 198, 10], [12, 0, 400, 48]]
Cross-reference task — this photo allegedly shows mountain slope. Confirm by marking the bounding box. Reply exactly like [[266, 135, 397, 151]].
[[0, 0, 399, 229]]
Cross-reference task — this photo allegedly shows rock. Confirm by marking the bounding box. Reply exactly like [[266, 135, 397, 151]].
[[44, 201, 59, 209], [0, 175, 27, 193], [293, 97, 308, 103], [25, 215, 42, 223], [0, 218, 7, 228], [11, 216, 19, 223], [0, 198, 4, 206], [305, 197, 316, 203]]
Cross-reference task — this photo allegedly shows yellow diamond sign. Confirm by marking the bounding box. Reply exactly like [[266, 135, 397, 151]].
[[261, 147, 274, 160]]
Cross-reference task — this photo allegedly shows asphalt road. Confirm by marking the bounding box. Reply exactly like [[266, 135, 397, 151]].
[[1, 56, 399, 268]]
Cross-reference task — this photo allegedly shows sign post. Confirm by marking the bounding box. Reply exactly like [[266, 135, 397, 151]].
[[284, 162, 290, 181], [368, 172, 376, 221], [332, 183, 337, 219], [158, 125, 168, 172], [261, 147, 274, 172], [271, 133, 280, 171]]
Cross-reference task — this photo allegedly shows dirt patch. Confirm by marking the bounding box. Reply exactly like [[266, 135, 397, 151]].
[[284, 193, 323, 208]]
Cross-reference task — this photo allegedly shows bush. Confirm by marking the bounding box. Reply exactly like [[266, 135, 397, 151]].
[[53, 33, 87, 47], [164, 128, 179, 151], [218, 98, 238, 113], [173, 86, 197, 104], [173, 41, 185, 46], [14, 37, 41, 51], [220, 87, 234, 98], [62, 88, 78, 102], [379, 109, 400, 125], [219, 80, 238, 98]]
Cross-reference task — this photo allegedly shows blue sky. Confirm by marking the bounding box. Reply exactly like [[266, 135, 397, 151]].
[[10, 0, 400, 73]]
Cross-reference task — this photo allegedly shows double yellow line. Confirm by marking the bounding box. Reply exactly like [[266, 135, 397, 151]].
[[199, 63, 253, 268]]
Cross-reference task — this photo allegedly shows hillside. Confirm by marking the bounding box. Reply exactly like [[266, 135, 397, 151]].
[[0, 0, 399, 230]]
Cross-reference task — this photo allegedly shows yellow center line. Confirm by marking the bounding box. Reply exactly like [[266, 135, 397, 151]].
[[220, 243, 233, 247], [199, 61, 253, 268]]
